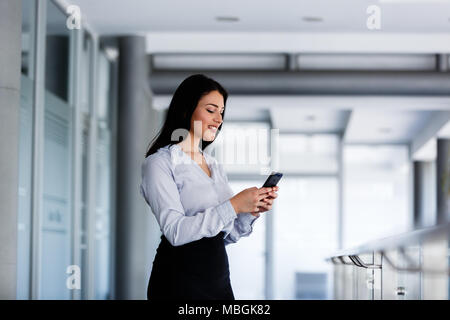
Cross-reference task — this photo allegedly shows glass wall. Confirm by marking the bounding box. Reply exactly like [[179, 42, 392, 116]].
[[17, 0, 36, 300], [214, 122, 271, 175], [216, 122, 270, 299], [343, 145, 411, 248], [278, 134, 339, 174], [219, 127, 340, 300], [273, 134, 339, 300], [40, 0, 74, 299], [227, 180, 266, 300], [94, 50, 116, 299], [274, 177, 338, 299], [80, 30, 93, 300], [17, 0, 117, 300]]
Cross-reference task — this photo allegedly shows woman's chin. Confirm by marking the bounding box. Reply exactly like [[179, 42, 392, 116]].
[[202, 133, 216, 141]]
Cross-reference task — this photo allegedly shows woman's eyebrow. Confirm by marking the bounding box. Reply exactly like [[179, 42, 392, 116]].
[[206, 103, 224, 111]]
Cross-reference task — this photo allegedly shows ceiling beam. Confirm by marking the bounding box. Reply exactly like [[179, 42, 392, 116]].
[[146, 32, 450, 54], [411, 111, 450, 155], [149, 71, 450, 95], [153, 95, 450, 111]]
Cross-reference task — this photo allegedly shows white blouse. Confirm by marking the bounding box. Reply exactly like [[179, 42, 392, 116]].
[[140, 143, 259, 247]]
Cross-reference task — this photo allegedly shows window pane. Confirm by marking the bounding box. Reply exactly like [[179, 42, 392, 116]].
[[94, 127, 112, 299], [279, 134, 339, 174], [40, 1, 74, 299], [212, 122, 271, 175], [80, 32, 92, 115], [41, 91, 73, 299], [17, 0, 36, 299], [97, 52, 110, 122], [94, 51, 115, 299], [274, 178, 338, 299], [80, 31, 92, 300], [45, 0, 70, 102], [226, 180, 266, 299], [343, 145, 411, 248]]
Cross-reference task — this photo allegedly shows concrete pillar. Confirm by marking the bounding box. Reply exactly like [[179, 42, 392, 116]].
[[0, 0, 22, 299], [413, 161, 424, 229], [436, 139, 450, 224], [413, 161, 437, 228], [115, 36, 161, 299], [437, 54, 449, 72]]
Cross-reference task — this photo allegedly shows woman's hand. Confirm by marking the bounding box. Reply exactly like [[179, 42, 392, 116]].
[[230, 187, 272, 214], [251, 186, 279, 217], [230, 186, 279, 216]]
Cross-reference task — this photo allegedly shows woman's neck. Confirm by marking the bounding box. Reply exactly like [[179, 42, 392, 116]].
[[177, 133, 202, 154]]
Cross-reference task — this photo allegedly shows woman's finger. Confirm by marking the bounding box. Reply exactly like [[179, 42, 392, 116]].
[[257, 200, 271, 209], [264, 192, 278, 200], [257, 192, 271, 201], [258, 202, 273, 212], [257, 187, 273, 195]]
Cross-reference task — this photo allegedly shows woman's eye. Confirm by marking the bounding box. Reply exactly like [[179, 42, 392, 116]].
[[207, 110, 214, 113]]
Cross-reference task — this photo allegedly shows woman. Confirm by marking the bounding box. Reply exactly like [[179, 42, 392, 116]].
[[140, 74, 279, 300]]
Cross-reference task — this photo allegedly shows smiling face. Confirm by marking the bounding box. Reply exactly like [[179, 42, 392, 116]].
[[190, 90, 225, 142]]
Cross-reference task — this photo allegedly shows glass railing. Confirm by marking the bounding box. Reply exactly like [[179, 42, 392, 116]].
[[327, 223, 450, 300]]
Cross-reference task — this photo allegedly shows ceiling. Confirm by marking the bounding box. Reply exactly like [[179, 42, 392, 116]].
[[70, 0, 450, 34], [344, 110, 435, 144], [270, 108, 351, 134], [153, 95, 450, 146], [65, 0, 450, 147]]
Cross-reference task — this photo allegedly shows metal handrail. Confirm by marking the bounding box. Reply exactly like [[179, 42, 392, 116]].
[[350, 255, 381, 269], [329, 251, 450, 274], [327, 223, 450, 274], [329, 254, 381, 269], [381, 250, 450, 275], [338, 256, 354, 265], [348, 255, 363, 267]]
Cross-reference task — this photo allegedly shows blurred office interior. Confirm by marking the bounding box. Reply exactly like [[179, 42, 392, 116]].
[[1, 0, 450, 300]]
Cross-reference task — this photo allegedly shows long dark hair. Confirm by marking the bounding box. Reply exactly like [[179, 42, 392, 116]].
[[145, 74, 228, 158]]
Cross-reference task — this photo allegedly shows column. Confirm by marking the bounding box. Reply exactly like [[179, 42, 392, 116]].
[[436, 139, 450, 224], [115, 36, 161, 299], [413, 161, 425, 228]]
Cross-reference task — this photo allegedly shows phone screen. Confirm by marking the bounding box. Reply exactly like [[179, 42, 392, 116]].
[[262, 172, 283, 188]]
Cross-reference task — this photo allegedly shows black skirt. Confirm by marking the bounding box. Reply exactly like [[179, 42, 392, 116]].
[[147, 231, 235, 300]]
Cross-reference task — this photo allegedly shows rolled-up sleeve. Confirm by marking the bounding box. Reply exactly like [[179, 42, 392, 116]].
[[223, 212, 259, 246], [140, 155, 238, 247]]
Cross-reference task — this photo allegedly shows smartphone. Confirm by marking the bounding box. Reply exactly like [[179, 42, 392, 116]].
[[262, 171, 283, 188]]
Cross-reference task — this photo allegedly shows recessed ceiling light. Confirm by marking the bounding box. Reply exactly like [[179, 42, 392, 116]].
[[216, 16, 240, 22], [379, 127, 392, 134], [302, 16, 323, 23]]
